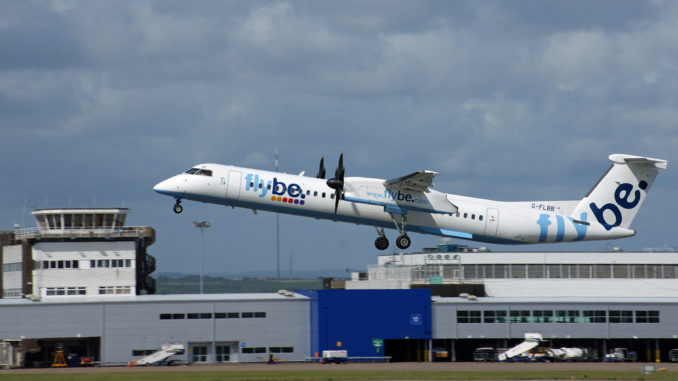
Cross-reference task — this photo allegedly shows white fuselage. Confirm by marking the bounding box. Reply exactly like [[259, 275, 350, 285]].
[[153, 163, 635, 245]]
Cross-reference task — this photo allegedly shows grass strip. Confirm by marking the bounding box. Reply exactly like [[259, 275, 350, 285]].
[[0, 370, 675, 381]]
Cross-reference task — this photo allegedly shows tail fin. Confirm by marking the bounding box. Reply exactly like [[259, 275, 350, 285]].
[[571, 154, 667, 230]]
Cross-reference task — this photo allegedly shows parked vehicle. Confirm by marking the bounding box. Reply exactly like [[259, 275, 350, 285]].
[[321, 350, 348, 364], [473, 347, 498, 362], [604, 348, 637, 362]]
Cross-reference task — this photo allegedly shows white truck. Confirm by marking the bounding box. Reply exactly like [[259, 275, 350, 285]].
[[321, 350, 348, 364]]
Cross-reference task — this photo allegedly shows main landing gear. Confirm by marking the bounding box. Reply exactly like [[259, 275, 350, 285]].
[[373, 214, 412, 251], [173, 199, 183, 214]]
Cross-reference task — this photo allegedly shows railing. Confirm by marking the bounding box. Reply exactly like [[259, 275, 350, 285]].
[[13, 226, 153, 240], [360, 262, 678, 283]]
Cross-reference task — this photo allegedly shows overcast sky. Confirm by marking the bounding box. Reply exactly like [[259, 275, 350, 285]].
[[2, 0, 677, 277]]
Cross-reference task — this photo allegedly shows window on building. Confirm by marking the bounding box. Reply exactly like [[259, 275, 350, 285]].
[[160, 314, 172, 320], [555, 310, 579, 323], [132, 349, 155, 356], [192, 346, 208, 363], [527, 264, 544, 278], [3, 288, 22, 298], [216, 345, 231, 362], [509, 310, 531, 323], [635, 310, 660, 323], [483, 310, 507, 323], [457, 310, 481, 323], [533, 310, 554, 323], [609, 310, 633, 323], [2, 262, 22, 272], [241, 347, 266, 354], [582, 310, 606, 323]]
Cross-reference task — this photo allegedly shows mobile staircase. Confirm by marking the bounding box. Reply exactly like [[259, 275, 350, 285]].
[[134, 343, 185, 366], [498, 333, 542, 361]]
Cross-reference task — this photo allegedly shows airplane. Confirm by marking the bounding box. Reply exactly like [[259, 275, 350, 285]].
[[153, 153, 667, 250]]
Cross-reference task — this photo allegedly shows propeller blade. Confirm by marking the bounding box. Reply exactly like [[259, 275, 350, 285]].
[[335, 153, 344, 181], [334, 190, 340, 214], [316, 156, 326, 179], [326, 153, 345, 215]]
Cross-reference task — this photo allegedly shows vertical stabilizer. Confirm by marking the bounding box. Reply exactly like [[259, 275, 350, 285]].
[[571, 154, 667, 230]]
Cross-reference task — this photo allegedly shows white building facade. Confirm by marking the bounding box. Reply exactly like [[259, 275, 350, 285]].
[[1, 208, 155, 299]]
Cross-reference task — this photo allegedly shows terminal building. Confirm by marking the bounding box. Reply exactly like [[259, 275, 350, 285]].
[[1, 209, 678, 366]]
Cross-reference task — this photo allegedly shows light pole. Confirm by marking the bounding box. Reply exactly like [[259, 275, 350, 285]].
[[193, 221, 211, 294]]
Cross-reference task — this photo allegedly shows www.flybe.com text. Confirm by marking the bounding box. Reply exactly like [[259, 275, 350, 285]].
[[366, 190, 429, 205]]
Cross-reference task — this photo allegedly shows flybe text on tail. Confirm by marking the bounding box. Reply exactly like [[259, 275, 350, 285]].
[[590, 180, 647, 231]]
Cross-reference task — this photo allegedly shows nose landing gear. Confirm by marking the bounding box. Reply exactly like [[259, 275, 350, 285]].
[[173, 199, 183, 214]]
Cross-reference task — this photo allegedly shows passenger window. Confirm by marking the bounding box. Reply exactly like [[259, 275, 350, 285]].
[[313, 191, 318, 197], [330, 193, 335, 199], [471, 214, 475, 220], [464, 213, 468, 218], [322, 192, 326, 198], [479, 215, 484, 221]]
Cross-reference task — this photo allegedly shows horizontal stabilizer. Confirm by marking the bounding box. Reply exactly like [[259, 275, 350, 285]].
[[608, 154, 667, 169]]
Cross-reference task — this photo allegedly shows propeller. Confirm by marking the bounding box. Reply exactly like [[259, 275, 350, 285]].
[[316, 156, 326, 179], [326, 153, 344, 214]]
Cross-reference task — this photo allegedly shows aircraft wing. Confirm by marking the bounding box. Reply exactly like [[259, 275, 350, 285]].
[[383, 170, 438, 193]]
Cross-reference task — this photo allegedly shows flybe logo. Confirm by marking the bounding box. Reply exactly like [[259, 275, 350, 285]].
[[590, 180, 647, 230], [244, 173, 306, 206], [537, 212, 588, 243]]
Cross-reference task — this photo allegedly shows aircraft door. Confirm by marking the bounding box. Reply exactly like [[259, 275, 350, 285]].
[[226, 171, 241, 200], [484, 208, 499, 236]]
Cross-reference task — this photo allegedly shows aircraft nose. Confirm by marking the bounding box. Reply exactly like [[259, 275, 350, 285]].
[[153, 178, 176, 195]]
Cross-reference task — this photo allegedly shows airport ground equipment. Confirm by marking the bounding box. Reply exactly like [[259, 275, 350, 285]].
[[51, 350, 67, 367], [546, 347, 591, 361], [322, 350, 348, 364], [134, 343, 185, 366], [498, 333, 543, 361], [604, 347, 638, 362], [473, 347, 499, 362]]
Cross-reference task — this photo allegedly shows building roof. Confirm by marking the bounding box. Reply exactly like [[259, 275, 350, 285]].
[[0, 292, 309, 306]]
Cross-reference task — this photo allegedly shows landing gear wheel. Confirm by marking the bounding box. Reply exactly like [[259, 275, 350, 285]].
[[173, 202, 183, 214], [375, 236, 389, 250], [396, 234, 411, 249]]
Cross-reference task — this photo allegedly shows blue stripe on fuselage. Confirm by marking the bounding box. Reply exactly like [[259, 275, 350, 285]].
[[160, 190, 525, 244]]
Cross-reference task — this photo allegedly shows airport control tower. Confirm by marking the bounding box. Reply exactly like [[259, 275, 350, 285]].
[[0, 208, 156, 299]]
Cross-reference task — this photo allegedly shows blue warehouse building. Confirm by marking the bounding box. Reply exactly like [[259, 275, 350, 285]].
[[301, 289, 432, 361]]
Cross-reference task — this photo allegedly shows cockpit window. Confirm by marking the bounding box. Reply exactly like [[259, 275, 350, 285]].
[[184, 168, 213, 177]]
